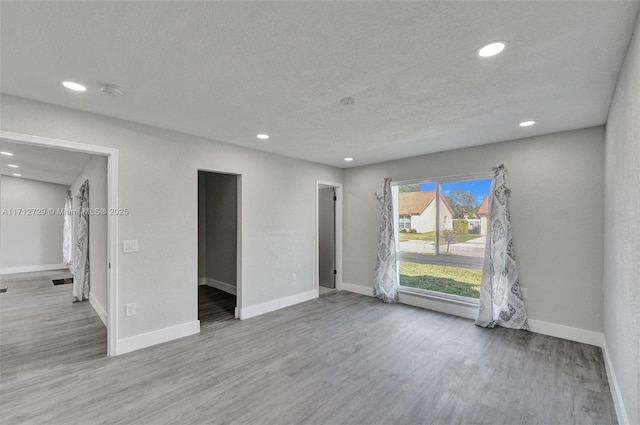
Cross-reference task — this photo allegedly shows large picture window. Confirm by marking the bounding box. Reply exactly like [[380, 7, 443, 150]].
[[393, 175, 492, 301]]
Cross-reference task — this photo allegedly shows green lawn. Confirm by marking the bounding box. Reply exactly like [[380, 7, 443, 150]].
[[399, 231, 481, 244], [399, 262, 482, 298]]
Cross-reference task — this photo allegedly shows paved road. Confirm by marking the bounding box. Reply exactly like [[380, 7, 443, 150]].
[[399, 235, 486, 258]]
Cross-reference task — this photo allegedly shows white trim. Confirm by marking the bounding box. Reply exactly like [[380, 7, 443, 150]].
[[399, 289, 479, 319], [239, 288, 317, 320], [527, 319, 604, 347], [316, 181, 344, 292], [116, 320, 200, 356], [90, 293, 108, 327], [0, 263, 69, 275], [198, 277, 237, 295], [0, 131, 119, 357], [342, 282, 373, 297], [602, 338, 630, 425]]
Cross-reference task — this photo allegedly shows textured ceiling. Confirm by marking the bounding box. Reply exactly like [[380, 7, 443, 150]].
[[0, 140, 92, 185], [1, 2, 638, 168]]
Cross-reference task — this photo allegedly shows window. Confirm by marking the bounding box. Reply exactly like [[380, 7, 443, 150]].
[[394, 175, 492, 301], [399, 215, 411, 230]]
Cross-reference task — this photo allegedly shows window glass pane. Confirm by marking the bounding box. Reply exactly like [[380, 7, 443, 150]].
[[399, 262, 481, 299], [397, 183, 436, 255], [437, 178, 491, 258]]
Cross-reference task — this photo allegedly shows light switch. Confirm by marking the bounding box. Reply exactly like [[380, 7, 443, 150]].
[[123, 240, 139, 253]]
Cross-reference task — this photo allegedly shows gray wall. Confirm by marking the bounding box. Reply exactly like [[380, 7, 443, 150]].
[[343, 127, 605, 332], [0, 94, 343, 339], [199, 171, 237, 287], [604, 12, 640, 425], [70, 155, 108, 321], [0, 176, 67, 269]]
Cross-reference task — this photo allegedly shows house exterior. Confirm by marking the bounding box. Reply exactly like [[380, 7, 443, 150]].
[[477, 196, 489, 235], [398, 191, 454, 233]]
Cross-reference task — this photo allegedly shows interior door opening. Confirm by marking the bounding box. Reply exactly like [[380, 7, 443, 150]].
[[197, 170, 240, 325], [317, 181, 342, 296]]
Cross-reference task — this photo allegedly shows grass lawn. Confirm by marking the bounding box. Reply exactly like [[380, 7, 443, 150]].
[[399, 262, 482, 298], [399, 231, 481, 244]]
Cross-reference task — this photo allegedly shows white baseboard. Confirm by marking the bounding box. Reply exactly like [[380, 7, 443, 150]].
[[527, 319, 604, 347], [602, 338, 630, 425], [89, 293, 107, 327], [116, 320, 200, 356], [342, 282, 373, 297], [0, 263, 69, 275], [239, 288, 317, 320], [198, 277, 237, 296]]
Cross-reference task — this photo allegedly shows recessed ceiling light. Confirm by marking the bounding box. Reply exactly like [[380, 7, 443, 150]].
[[344, 157, 354, 162], [62, 81, 87, 92], [477, 42, 506, 58], [12, 173, 22, 177], [1, 151, 14, 156], [8, 164, 19, 168], [340, 97, 355, 105], [101, 83, 124, 97], [256, 134, 269, 140], [519, 120, 536, 127]]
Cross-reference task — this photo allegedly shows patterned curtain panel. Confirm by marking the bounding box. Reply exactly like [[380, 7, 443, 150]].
[[476, 165, 529, 330], [62, 190, 73, 266], [373, 177, 399, 303], [73, 180, 90, 303]]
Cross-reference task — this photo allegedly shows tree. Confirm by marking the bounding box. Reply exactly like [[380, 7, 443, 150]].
[[398, 184, 421, 193], [445, 188, 478, 219]]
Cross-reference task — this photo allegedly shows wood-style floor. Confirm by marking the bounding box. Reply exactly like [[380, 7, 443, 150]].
[[1, 284, 617, 425]]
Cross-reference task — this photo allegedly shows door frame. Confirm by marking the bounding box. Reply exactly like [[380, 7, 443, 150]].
[[0, 131, 119, 357], [197, 169, 242, 318], [316, 180, 343, 293]]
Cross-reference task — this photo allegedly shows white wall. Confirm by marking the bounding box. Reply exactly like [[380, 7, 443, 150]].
[[0, 176, 67, 270], [603, 12, 640, 425], [70, 155, 108, 325], [0, 94, 343, 343], [344, 127, 605, 333]]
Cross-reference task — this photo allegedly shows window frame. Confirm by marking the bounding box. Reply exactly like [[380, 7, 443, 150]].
[[392, 172, 493, 300]]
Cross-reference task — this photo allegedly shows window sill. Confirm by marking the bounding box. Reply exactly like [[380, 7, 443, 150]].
[[398, 286, 480, 307]]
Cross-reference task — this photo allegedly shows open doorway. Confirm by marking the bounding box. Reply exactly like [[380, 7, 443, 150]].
[[0, 131, 118, 356], [198, 170, 240, 327], [317, 181, 343, 296]]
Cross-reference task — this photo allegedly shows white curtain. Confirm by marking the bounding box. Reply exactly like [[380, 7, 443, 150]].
[[476, 165, 529, 330], [62, 190, 72, 265], [373, 177, 399, 303], [73, 180, 90, 302]]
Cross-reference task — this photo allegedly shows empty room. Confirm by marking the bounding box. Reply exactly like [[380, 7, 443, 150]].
[[0, 2, 638, 425]]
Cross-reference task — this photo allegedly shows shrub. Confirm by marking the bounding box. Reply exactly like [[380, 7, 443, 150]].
[[453, 219, 468, 234], [408, 228, 417, 233], [399, 228, 407, 233]]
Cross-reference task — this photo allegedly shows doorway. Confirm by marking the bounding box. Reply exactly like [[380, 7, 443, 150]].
[[317, 181, 343, 295], [0, 130, 118, 356], [197, 170, 240, 326]]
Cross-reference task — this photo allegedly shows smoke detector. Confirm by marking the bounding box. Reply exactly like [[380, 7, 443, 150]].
[[100, 83, 124, 97]]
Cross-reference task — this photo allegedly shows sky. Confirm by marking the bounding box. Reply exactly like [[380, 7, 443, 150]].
[[418, 178, 492, 205]]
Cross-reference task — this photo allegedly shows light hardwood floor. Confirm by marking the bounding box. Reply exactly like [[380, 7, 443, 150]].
[[1, 284, 617, 425]]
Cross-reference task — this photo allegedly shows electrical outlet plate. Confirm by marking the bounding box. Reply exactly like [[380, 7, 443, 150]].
[[125, 303, 136, 317]]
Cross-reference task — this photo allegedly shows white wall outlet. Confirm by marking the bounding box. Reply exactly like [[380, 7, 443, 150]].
[[123, 240, 139, 253], [521, 288, 528, 299], [292, 272, 297, 281], [125, 303, 136, 317]]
